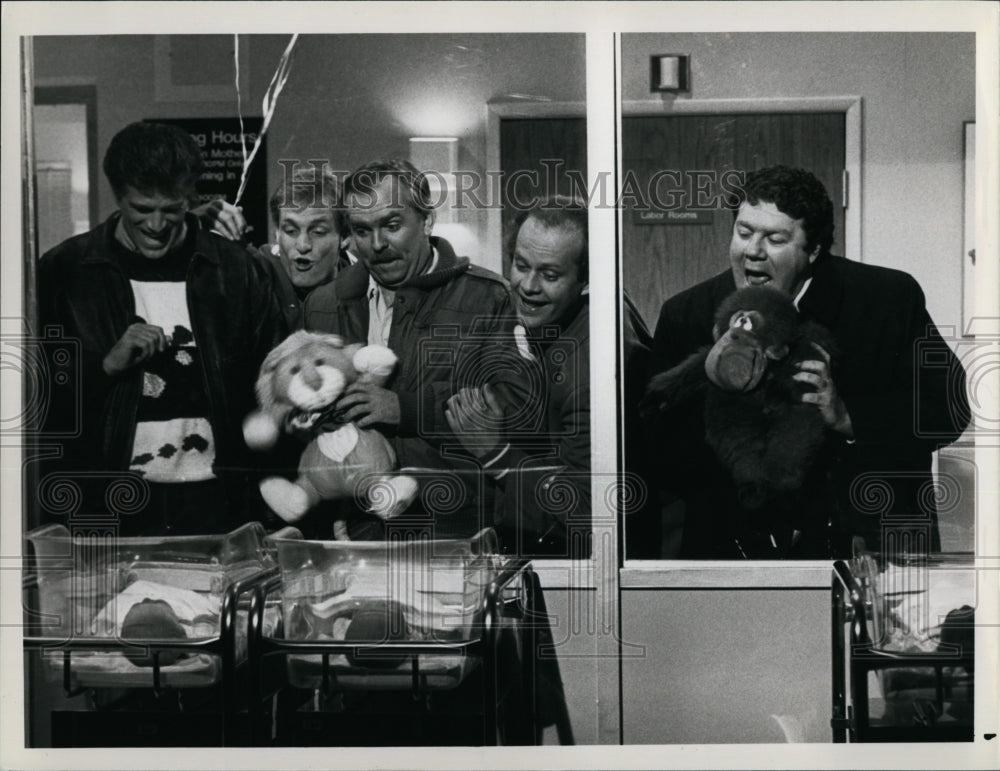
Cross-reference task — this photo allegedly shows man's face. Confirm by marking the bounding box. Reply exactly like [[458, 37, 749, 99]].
[[510, 217, 587, 330], [346, 177, 433, 289], [276, 207, 340, 290], [117, 187, 189, 259], [729, 200, 819, 297]]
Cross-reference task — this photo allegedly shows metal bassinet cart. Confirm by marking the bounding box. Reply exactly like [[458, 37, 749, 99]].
[[246, 528, 542, 746], [23, 521, 283, 746], [831, 553, 975, 742]]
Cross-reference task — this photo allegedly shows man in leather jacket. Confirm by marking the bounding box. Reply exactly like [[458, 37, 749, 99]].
[[37, 121, 287, 536]]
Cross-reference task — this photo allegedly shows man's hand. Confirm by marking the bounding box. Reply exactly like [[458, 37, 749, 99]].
[[103, 323, 168, 376], [194, 199, 249, 241], [445, 385, 504, 459], [337, 382, 401, 428], [794, 342, 853, 437]]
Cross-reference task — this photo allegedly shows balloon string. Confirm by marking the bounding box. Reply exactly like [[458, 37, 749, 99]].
[[235, 33, 299, 206], [235, 34, 247, 175]]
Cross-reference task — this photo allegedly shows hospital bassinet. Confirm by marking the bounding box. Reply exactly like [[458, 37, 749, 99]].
[[23, 521, 285, 745], [831, 552, 975, 742], [247, 528, 541, 745]]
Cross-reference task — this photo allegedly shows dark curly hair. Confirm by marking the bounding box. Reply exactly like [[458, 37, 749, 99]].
[[103, 122, 204, 201], [736, 165, 835, 256], [507, 195, 589, 284], [343, 158, 434, 219]]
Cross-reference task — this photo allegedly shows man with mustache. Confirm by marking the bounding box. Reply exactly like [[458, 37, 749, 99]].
[[37, 121, 287, 536], [644, 165, 969, 558], [304, 158, 513, 538]]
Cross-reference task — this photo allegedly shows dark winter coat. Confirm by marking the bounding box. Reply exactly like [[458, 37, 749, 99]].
[[646, 254, 969, 557]]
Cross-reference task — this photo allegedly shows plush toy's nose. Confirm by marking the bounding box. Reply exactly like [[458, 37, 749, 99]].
[[706, 342, 766, 392], [715, 352, 757, 391], [288, 365, 347, 411], [300, 362, 323, 391]]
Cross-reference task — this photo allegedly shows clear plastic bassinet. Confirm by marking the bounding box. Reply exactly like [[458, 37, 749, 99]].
[[832, 552, 976, 742], [264, 528, 502, 692], [24, 521, 279, 691]]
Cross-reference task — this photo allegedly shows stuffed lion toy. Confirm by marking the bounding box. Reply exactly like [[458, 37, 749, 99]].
[[243, 330, 418, 539]]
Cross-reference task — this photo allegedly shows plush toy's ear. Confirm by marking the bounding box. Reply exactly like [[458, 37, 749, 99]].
[[255, 358, 279, 414], [256, 330, 314, 417], [353, 344, 398, 385], [256, 338, 291, 413], [314, 332, 346, 349]]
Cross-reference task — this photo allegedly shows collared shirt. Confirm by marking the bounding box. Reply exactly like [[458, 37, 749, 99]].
[[367, 280, 396, 346], [793, 277, 813, 310], [366, 246, 439, 347]]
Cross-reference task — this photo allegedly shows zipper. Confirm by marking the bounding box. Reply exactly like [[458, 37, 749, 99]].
[[186, 251, 221, 471]]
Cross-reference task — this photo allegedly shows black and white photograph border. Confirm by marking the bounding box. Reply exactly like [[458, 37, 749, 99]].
[[1, 2, 998, 770]]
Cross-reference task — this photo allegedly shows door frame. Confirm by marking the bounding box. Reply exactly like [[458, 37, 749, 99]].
[[619, 100, 865, 582], [622, 96, 862, 262], [486, 100, 627, 747], [33, 84, 100, 231], [485, 100, 587, 276]]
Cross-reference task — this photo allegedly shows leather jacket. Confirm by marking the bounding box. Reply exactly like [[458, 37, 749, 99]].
[[304, 237, 513, 537], [305, 236, 514, 466], [37, 213, 288, 490]]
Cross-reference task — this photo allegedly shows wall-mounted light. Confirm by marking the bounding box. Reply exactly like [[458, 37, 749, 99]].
[[650, 54, 690, 93], [409, 137, 459, 224]]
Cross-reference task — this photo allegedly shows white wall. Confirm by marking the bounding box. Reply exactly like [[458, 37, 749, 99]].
[[623, 32, 976, 332], [33, 104, 90, 235], [621, 587, 831, 743]]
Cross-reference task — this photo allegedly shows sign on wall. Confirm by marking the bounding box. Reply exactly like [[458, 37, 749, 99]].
[[150, 117, 268, 246], [632, 207, 714, 225]]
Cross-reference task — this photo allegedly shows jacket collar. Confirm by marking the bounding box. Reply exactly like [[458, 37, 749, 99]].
[[81, 211, 221, 266], [796, 253, 844, 328], [335, 236, 469, 299]]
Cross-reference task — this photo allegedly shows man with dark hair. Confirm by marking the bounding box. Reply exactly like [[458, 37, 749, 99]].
[[304, 158, 513, 538], [38, 121, 287, 536], [644, 164, 969, 558]]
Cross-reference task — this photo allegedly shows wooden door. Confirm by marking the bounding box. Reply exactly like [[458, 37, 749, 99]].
[[500, 117, 587, 276], [622, 113, 846, 327]]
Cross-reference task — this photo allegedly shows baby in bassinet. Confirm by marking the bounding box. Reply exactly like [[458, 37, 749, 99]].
[[91, 579, 219, 666], [284, 565, 477, 673]]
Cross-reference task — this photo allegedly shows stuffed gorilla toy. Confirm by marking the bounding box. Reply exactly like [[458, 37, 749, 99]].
[[243, 330, 418, 539], [642, 286, 837, 509]]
